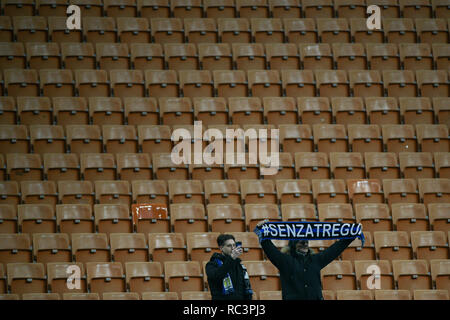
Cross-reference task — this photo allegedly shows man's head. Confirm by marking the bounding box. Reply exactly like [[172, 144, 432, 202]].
[[217, 234, 236, 257], [289, 240, 309, 256]]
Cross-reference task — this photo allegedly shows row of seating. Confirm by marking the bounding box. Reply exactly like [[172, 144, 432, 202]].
[[2, 96, 448, 126], [2, 42, 448, 72], [3, 0, 449, 19], [3, 16, 450, 44], [1, 199, 448, 235], [2, 68, 448, 100], [0, 259, 448, 298], [1, 289, 448, 300], [0, 229, 448, 263]]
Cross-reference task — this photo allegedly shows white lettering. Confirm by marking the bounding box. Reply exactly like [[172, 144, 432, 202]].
[[66, 5, 81, 30], [305, 224, 314, 237], [331, 224, 340, 237], [323, 224, 331, 237], [341, 223, 350, 236], [366, 264, 381, 290], [366, 5, 381, 30], [296, 224, 304, 237]]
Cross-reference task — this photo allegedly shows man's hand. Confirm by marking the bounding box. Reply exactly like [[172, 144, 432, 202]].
[[230, 246, 243, 260]]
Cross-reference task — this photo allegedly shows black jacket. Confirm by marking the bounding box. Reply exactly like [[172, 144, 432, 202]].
[[206, 253, 252, 300], [261, 238, 354, 300]]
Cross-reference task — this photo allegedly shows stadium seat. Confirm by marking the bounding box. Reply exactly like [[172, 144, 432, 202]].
[[20, 180, 57, 208], [248, 70, 282, 98], [204, 179, 241, 205], [198, 44, 232, 71], [170, 203, 207, 235], [414, 289, 449, 300], [399, 152, 435, 181], [313, 124, 349, 154], [159, 97, 193, 126], [102, 125, 138, 154], [399, 97, 434, 125], [430, 259, 450, 294], [321, 261, 356, 292], [354, 260, 394, 290], [399, 43, 433, 71], [416, 70, 449, 98], [218, 18, 251, 43], [4, 69, 39, 98], [295, 152, 330, 181], [329, 152, 365, 180], [382, 179, 419, 207], [382, 70, 417, 98], [232, 43, 266, 71], [168, 180, 204, 205], [265, 44, 299, 71], [104, 0, 137, 17], [110, 233, 149, 265], [240, 179, 276, 205], [392, 203, 429, 234], [13, 16, 47, 42], [279, 125, 314, 156], [383, 18, 417, 43], [392, 260, 432, 294], [30, 125, 66, 155], [164, 43, 198, 71], [312, 179, 348, 204], [335, 0, 366, 18], [71, 233, 111, 264], [130, 43, 164, 71], [332, 97, 367, 125], [7, 263, 47, 296], [251, 18, 284, 43], [57, 181, 94, 206], [94, 203, 132, 235], [351, 18, 384, 43], [95, 181, 132, 206], [0, 16, 13, 42], [400, 0, 432, 18], [83, 17, 117, 43], [47, 262, 86, 295], [18, 204, 55, 234], [0, 125, 29, 155], [138, 0, 170, 19], [347, 179, 384, 205], [213, 70, 247, 98], [303, 0, 334, 18], [164, 261, 204, 297], [80, 153, 116, 182], [432, 44, 449, 72], [318, 203, 355, 223], [411, 231, 449, 261], [179, 70, 213, 98], [66, 125, 102, 154], [284, 18, 317, 43], [418, 178, 450, 205], [237, 0, 269, 18], [374, 290, 411, 300], [374, 231, 413, 260], [315, 70, 350, 98], [299, 43, 333, 70], [110, 70, 145, 99], [434, 152, 449, 179], [281, 70, 315, 98], [86, 262, 126, 298], [365, 97, 400, 125], [96, 43, 130, 71], [416, 124, 449, 154], [204, 0, 236, 18], [245, 203, 280, 231], [0, 204, 17, 233], [336, 290, 373, 300], [116, 153, 152, 182], [193, 97, 228, 127], [276, 179, 313, 205], [138, 125, 172, 157], [6, 153, 42, 181], [126, 261, 165, 296], [124, 97, 158, 126], [151, 18, 184, 43], [142, 292, 178, 300], [244, 260, 280, 297], [56, 204, 94, 234], [354, 203, 392, 233], [61, 43, 96, 70], [365, 152, 400, 180], [116, 17, 150, 43], [26, 43, 60, 71], [317, 18, 350, 43], [184, 18, 217, 43], [32, 233, 71, 266], [207, 204, 245, 233], [148, 233, 187, 263], [332, 43, 367, 70], [0, 97, 17, 125], [39, 70, 74, 98], [131, 180, 169, 205], [382, 124, 418, 154], [428, 203, 450, 233], [152, 153, 189, 181], [229, 97, 263, 125], [0, 233, 32, 266], [76, 70, 110, 98], [349, 70, 383, 98], [3, 0, 35, 16], [62, 293, 99, 300], [73, 0, 103, 17]]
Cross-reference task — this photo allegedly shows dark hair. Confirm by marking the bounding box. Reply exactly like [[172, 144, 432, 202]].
[[217, 234, 235, 247]]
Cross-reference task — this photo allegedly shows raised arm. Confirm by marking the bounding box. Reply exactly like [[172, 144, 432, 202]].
[[317, 238, 355, 269]]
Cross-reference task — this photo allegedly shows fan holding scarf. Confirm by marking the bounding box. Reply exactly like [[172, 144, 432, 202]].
[[254, 219, 364, 300], [206, 234, 253, 300]]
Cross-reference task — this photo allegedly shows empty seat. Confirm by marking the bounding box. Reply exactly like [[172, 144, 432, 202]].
[[416, 124, 449, 154], [80, 153, 116, 182], [18, 204, 56, 234], [96, 43, 130, 71], [168, 180, 204, 205], [430, 259, 450, 294], [416, 70, 449, 98], [399, 97, 434, 125], [383, 18, 417, 43], [399, 43, 433, 71], [332, 43, 367, 70], [400, 0, 432, 18], [411, 231, 448, 261], [329, 152, 365, 180], [184, 18, 217, 44], [392, 203, 429, 234], [171, 0, 202, 18], [232, 43, 266, 71], [265, 43, 299, 71], [33, 233, 71, 265], [229, 97, 263, 125], [336, 290, 373, 300], [393, 260, 432, 294], [317, 18, 350, 43], [331, 97, 367, 125], [7, 263, 46, 296], [213, 70, 247, 98], [236, 0, 269, 18], [281, 70, 315, 98], [366, 43, 400, 71], [349, 70, 383, 98], [40, 69, 74, 98], [75, 70, 110, 98], [399, 152, 435, 181], [116, 153, 152, 182], [374, 231, 413, 260], [20, 180, 57, 207], [57, 181, 94, 206], [193, 97, 228, 126], [279, 125, 313, 156], [313, 124, 349, 154], [276, 179, 313, 205], [83, 17, 117, 43], [145, 69, 181, 99], [365, 97, 400, 125], [124, 97, 158, 126], [204, 0, 236, 18], [0, 234, 32, 266], [0, 125, 29, 155], [6, 153, 43, 181], [72, 233, 110, 264], [245, 203, 280, 231], [130, 43, 164, 71], [312, 179, 348, 204], [435, 153, 450, 179], [95, 181, 131, 206], [432, 44, 450, 72], [0, 97, 17, 125], [350, 18, 384, 44], [159, 97, 193, 126], [138, 0, 170, 19], [383, 179, 419, 207], [240, 179, 276, 205], [248, 70, 282, 98], [30, 125, 66, 155], [4, 69, 39, 97], [13, 16, 48, 42], [61, 43, 96, 70], [382, 70, 417, 98], [251, 18, 284, 43], [153, 153, 189, 180], [132, 180, 168, 205], [141, 292, 178, 300], [302, 0, 334, 18], [186, 232, 221, 263], [355, 203, 393, 233], [414, 289, 449, 300], [17, 97, 52, 125], [418, 178, 450, 205], [110, 233, 148, 265], [56, 204, 94, 234], [164, 43, 198, 71], [3, 0, 35, 16], [110, 70, 145, 99], [365, 152, 400, 180], [315, 70, 350, 98], [218, 18, 251, 44], [207, 204, 245, 233], [170, 203, 207, 235], [374, 290, 411, 300], [94, 203, 132, 235], [26, 43, 60, 70], [86, 262, 126, 297], [179, 70, 213, 98], [102, 125, 138, 154], [0, 16, 13, 42], [318, 203, 355, 223], [299, 43, 333, 70], [151, 18, 184, 43], [164, 261, 204, 296], [47, 262, 86, 295], [89, 97, 124, 125], [295, 152, 330, 181], [382, 124, 418, 154], [48, 16, 82, 43], [244, 260, 280, 297], [148, 233, 187, 263], [66, 125, 102, 154], [125, 261, 165, 295], [204, 179, 241, 205], [62, 293, 99, 300], [138, 125, 172, 157], [284, 18, 317, 44], [104, 0, 137, 17], [297, 97, 331, 125], [73, 0, 103, 17], [0, 204, 18, 233], [321, 261, 356, 292], [354, 260, 394, 291]]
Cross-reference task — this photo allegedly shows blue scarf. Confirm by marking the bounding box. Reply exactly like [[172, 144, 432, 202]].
[[215, 258, 253, 297], [254, 221, 365, 247]]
